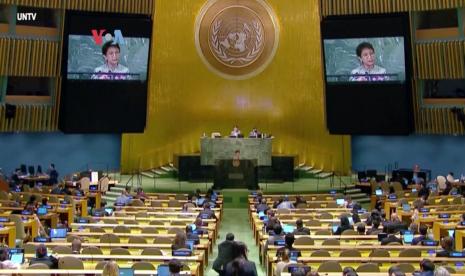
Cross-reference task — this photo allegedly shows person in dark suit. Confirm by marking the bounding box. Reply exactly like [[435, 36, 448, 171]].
[[436, 236, 454, 257], [381, 234, 403, 245], [265, 224, 285, 252], [357, 223, 366, 235], [265, 215, 279, 233], [412, 224, 428, 245], [224, 241, 258, 276], [343, 267, 357, 276], [293, 219, 310, 235], [365, 209, 381, 226], [213, 233, 236, 275], [169, 259, 182, 275], [412, 259, 435, 276], [193, 217, 208, 235], [29, 244, 58, 268], [389, 266, 407, 276], [256, 198, 270, 214], [48, 164, 58, 185], [383, 213, 407, 235], [199, 203, 217, 220], [276, 233, 301, 258], [366, 219, 382, 235], [186, 225, 199, 242], [417, 178, 430, 200], [334, 215, 353, 235]]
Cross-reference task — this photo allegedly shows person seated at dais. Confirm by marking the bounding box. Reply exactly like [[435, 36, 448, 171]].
[[249, 127, 261, 138], [230, 125, 242, 138]]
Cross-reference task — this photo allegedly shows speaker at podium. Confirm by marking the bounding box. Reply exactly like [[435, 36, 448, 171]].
[[213, 150, 258, 190]]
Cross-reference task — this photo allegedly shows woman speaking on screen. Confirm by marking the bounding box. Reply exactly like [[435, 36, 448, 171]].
[[350, 42, 388, 82], [92, 41, 130, 80]]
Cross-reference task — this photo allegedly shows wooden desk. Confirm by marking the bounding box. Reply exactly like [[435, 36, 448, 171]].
[[18, 175, 50, 185], [67, 232, 214, 252], [29, 241, 211, 266], [0, 226, 15, 247], [38, 212, 59, 229], [16, 192, 88, 218], [268, 256, 465, 276], [247, 193, 342, 201], [0, 218, 39, 239], [281, 272, 465, 276], [87, 191, 102, 208], [258, 233, 381, 249], [265, 244, 441, 274], [71, 222, 216, 235], [23, 253, 204, 276], [72, 222, 217, 244], [118, 206, 222, 219], [384, 196, 462, 219], [433, 221, 459, 241], [456, 229, 465, 251], [0, 269, 192, 275]]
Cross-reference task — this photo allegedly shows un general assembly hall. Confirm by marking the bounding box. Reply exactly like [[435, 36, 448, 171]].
[[1, 0, 465, 275]]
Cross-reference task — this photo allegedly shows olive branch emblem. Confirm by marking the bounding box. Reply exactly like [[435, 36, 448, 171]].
[[211, 19, 264, 65]]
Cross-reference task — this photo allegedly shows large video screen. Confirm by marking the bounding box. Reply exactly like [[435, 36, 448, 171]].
[[67, 35, 149, 81], [324, 37, 405, 83], [60, 12, 152, 133], [322, 14, 413, 135]]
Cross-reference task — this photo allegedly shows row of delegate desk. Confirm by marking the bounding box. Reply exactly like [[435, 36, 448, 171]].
[[0, 190, 223, 276], [63, 199, 221, 275], [249, 192, 465, 276], [0, 272, 463, 276]]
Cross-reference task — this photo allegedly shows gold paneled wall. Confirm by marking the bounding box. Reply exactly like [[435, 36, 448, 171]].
[[0, 0, 153, 14], [0, 103, 56, 131], [416, 41, 465, 80], [0, 38, 59, 76], [121, 0, 351, 174], [321, 0, 465, 16]]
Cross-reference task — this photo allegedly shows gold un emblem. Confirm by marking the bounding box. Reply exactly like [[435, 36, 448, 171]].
[[195, 0, 279, 79]]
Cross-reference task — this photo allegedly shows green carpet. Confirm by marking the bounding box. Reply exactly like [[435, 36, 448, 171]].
[[205, 208, 265, 276]]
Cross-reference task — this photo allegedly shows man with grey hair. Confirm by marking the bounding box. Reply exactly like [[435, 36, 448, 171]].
[[277, 195, 294, 209]]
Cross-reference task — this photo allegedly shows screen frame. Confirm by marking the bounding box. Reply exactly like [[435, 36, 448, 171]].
[[321, 13, 413, 135], [60, 10, 152, 133], [62, 10, 152, 83]]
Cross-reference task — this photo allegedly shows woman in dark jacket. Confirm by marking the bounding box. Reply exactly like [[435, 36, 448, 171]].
[[334, 215, 354, 235], [224, 242, 258, 276]]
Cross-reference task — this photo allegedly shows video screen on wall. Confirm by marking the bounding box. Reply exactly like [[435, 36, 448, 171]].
[[59, 12, 152, 133], [324, 37, 405, 83], [322, 14, 413, 135], [67, 34, 149, 81]]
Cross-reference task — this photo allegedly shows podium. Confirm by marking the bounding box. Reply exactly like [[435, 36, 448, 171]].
[[201, 137, 271, 189], [213, 159, 258, 189]]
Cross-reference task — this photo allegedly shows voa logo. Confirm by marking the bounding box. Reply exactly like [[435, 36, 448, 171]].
[[91, 29, 125, 46]]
